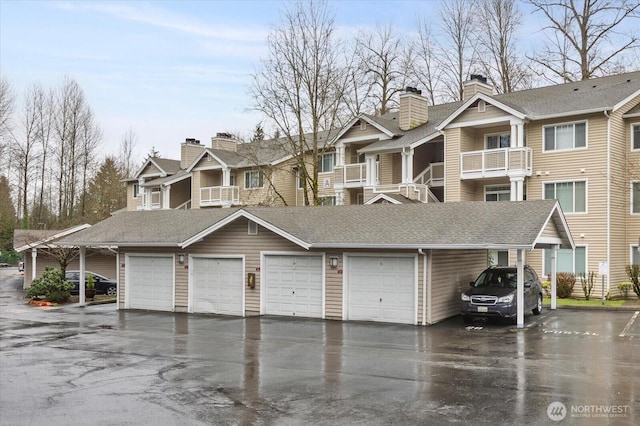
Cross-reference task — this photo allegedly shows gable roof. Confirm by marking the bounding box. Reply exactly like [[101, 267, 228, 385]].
[[57, 200, 573, 251], [132, 157, 181, 179], [14, 224, 91, 252]]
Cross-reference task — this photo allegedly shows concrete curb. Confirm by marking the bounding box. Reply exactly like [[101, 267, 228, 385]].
[[543, 304, 640, 312]]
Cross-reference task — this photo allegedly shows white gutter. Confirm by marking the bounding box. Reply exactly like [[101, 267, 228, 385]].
[[530, 107, 611, 121], [605, 110, 611, 292]]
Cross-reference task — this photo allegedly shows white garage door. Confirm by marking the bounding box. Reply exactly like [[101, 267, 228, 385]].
[[347, 256, 416, 324], [264, 255, 323, 318], [191, 257, 243, 316], [127, 255, 174, 311]]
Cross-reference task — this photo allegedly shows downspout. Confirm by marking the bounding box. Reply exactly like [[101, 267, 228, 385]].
[[418, 249, 427, 326], [604, 110, 611, 293]]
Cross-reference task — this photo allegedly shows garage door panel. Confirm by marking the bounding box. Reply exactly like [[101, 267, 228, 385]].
[[348, 256, 415, 324], [128, 256, 174, 311], [264, 255, 323, 318], [192, 257, 243, 316]]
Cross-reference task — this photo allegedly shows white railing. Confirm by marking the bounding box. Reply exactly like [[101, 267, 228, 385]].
[[414, 162, 444, 187], [335, 162, 379, 187], [200, 186, 240, 207], [370, 183, 433, 203], [460, 147, 532, 179]]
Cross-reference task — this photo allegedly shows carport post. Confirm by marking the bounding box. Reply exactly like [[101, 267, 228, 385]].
[[79, 246, 86, 307], [516, 249, 525, 328], [550, 245, 558, 310]]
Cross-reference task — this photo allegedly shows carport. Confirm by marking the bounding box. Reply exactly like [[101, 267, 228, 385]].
[[58, 200, 574, 328]]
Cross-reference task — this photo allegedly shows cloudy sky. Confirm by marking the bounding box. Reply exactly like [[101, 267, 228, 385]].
[[0, 0, 566, 161]]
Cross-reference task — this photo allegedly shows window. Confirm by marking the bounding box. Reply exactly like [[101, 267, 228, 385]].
[[318, 196, 336, 206], [632, 246, 640, 265], [318, 153, 335, 173], [244, 170, 264, 189], [488, 250, 509, 266], [229, 174, 235, 186], [485, 133, 510, 149], [485, 185, 511, 202], [248, 220, 258, 235], [544, 181, 586, 213], [543, 121, 586, 151], [133, 184, 140, 198], [544, 246, 586, 276], [633, 124, 640, 151], [633, 182, 640, 214]]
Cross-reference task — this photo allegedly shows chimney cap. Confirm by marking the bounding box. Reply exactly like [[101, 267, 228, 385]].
[[405, 86, 422, 95], [185, 138, 200, 144], [215, 132, 234, 139], [468, 74, 488, 84]]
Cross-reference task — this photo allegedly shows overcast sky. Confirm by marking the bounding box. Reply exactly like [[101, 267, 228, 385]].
[[0, 0, 603, 162]]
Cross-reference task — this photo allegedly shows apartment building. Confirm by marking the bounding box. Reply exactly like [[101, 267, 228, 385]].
[[125, 71, 640, 295]]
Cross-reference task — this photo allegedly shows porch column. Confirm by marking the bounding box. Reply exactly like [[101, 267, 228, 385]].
[[336, 145, 345, 167], [31, 248, 37, 283], [79, 246, 86, 307], [162, 185, 171, 209], [550, 244, 558, 310], [365, 155, 377, 186], [222, 168, 231, 186], [510, 176, 524, 201], [402, 148, 414, 183], [335, 189, 345, 206], [510, 120, 524, 148], [516, 249, 525, 328]]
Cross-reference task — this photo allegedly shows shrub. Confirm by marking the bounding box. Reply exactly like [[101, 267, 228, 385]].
[[541, 280, 551, 298], [617, 282, 632, 300], [579, 271, 596, 300], [556, 272, 576, 298], [625, 265, 640, 298], [26, 267, 74, 303]]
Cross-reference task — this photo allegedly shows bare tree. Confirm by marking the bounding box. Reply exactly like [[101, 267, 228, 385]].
[[528, 0, 640, 82], [0, 78, 16, 175], [354, 24, 412, 115], [437, 0, 481, 101], [477, 0, 532, 93], [31, 85, 55, 228], [118, 127, 137, 178], [250, 0, 348, 205], [411, 18, 445, 105], [78, 108, 102, 219]]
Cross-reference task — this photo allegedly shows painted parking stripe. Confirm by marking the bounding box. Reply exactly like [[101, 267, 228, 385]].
[[619, 311, 639, 338]]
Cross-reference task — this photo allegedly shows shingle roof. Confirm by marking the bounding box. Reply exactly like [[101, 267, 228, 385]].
[[151, 157, 181, 175], [58, 200, 572, 250]]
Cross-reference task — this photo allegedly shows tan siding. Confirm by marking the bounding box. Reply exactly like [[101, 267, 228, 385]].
[[191, 171, 201, 208], [430, 249, 486, 324], [541, 221, 561, 239], [126, 183, 142, 211], [341, 123, 385, 139], [193, 155, 223, 170], [181, 143, 206, 169], [141, 164, 160, 176], [169, 178, 191, 208], [455, 105, 510, 124], [324, 252, 343, 319]]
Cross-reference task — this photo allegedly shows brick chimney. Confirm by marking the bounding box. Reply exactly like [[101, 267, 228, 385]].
[[180, 138, 205, 169], [211, 132, 237, 152], [399, 87, 429, 131], [463, 74, 493, 101]]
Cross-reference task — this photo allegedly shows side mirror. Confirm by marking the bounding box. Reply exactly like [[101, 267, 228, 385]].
[[469, 281, 475, 287]]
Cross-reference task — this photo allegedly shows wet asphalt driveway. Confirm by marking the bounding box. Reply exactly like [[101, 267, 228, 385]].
[[1, 268, 638, 425]]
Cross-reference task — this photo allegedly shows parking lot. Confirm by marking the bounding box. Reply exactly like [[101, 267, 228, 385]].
[[1, 268, 638, 425]]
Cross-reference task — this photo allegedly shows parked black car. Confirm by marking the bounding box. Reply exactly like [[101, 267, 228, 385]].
[[460, 265, 543, 324], [65, 271, 117, 296]]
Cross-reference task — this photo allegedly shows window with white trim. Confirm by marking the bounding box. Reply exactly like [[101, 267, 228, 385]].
[[489, 250, 509, 266], [544, 181, 586, 213], [485, 185, 511, 201], [248, 220, 258, 235], [633, 124, 640, 151], [133, 184, 140, 198], [244, 170, 264, 189], [632, 246, 639, 265], [543, 121, 587, 151], [318, 196, 336, 206], [632, 182, 640, 214], [544, 246, 586, 276], [318, 153, 335, 173], [485, 133, 510, 149]]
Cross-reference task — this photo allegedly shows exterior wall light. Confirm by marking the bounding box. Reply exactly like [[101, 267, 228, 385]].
[[177, 254, 185, 264], [329, 256, 339, 269]]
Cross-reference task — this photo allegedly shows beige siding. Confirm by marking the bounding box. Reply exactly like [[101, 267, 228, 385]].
[[191, 170, 201, 208], [430, 249, 487, 324], [169, 178, 191, 208], [126, 183, 142, 211], [181, 143, 206, 169], [140, 164, 161, 176], [541, 221, 561, 240], [341, 122, 386, 139], [455, 104, 511, 124]]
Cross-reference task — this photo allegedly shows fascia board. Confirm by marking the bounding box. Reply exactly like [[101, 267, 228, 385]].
[[613, 88, 640, 112], [186, 149, 228, 172], [436, 93, 525, 130], [309, 243, 534, 250], [17, 224, 92, 251], [529, 107, 611, 121]]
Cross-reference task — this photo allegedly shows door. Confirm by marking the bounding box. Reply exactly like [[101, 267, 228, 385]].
[[264, 255, 323, 318], [347, 256, 416, 324], [127, 255, 174, 311], [191, 257, 244, 316]]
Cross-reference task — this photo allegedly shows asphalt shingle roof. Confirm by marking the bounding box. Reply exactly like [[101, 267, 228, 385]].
[[58, 200, 571, 250]]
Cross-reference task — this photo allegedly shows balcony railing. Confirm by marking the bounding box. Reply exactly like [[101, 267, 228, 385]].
[[367, 183, 436, 203], [414, 162, 444, 187], [200, 186, 240, 207], [460, 147, 532, 179], [334, 162, 379, 187]]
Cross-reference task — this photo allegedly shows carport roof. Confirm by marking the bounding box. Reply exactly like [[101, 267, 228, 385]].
[[58, 200, 573, 251]]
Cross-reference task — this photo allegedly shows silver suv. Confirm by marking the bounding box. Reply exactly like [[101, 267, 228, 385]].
[[460, 265, 543, 324]]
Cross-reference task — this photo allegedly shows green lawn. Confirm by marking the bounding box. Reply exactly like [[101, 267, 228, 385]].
[[543, 297, 626, 307]]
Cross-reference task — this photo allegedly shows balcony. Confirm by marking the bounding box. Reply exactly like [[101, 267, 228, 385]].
[[334, 162, 379, 188], [200, 186, 240, 207], [414, 162, 444, 187], [366, 183, 438, 203], [460, 147, 532, 180]]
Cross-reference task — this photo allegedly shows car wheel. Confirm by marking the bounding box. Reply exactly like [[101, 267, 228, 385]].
[[532, 294, 542, 315], [106, 286, 117, 296]]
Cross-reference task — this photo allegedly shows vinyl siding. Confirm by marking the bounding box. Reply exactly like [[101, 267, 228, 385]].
[[169, 178, 191, 209], [191, 170, 201, 208], [430, 249, 486, 324], [181, 143, 206, 169], [140, 164, 161, 176], [341, 122, 386, 139], [455, 104, 511, 124]]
